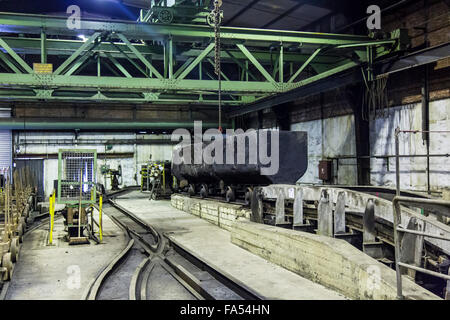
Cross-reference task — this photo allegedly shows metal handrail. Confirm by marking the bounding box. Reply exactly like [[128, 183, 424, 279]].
[[395, 128, 450, 195], [393, 196, 450, 299]]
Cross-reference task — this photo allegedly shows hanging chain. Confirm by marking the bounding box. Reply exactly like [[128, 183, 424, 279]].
[[212, 0, 222, 132]]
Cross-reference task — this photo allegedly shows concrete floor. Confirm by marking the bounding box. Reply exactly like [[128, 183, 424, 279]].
[[116, 191, 347, 300], [6, 192, 347, 300], [5, 211, 128, 300]]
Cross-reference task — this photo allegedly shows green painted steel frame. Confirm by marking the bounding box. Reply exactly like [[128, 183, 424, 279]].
[[57, 148, 97, 205], [0, 12, 405, 104]]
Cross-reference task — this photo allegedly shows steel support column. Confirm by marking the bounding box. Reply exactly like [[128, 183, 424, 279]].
[[347, 86, 371, 185]]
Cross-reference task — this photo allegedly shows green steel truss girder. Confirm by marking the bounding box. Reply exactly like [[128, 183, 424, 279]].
[[0, 12, 406, 104], [0, 50, 22, 73], [236, 44, 276, 85], [104, 52, 132, 78], [0, 93, 245, 104], [0, 37, 33, 73], [0, 73, 278, 92], [177, 43, 215, 80], [288, 48, 322, 83], [2, 36, 344, 64], [0, 12, 377, 45], [116, 33, 163, 79], [54, 32, 101, 75]]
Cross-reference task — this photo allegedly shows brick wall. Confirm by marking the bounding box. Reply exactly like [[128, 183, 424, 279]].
[[171, 194, 251, 231], [242, 0, 450, 128]]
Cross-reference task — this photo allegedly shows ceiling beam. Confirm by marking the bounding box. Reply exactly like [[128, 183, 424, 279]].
[[260, 2, 304, 29], [295, 0, 342, 32], [227, 42, 450, 117], [226, 69, 359, 117], [0, 12, 371, 45], [377, 42, 450, 77], [224, 0, 261, 25], [336, 0, 413, 33], [297, 11, 335, 31]]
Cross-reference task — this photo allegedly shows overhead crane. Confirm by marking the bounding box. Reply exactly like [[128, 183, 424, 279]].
[[0, 11, 408, 106]]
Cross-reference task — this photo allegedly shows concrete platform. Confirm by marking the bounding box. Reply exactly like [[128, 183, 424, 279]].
[[5, 210, 128, 300], [231, 220, 439, 300], [116, 191, 347, 300], [172, 194, 439, 300]]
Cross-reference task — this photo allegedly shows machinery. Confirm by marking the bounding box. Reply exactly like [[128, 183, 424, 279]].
[[140, 164, 150, 192], [148, 161, 174, 200], [101, 164, 123, 191], [57, 149, 98, 245], [141, 160, 174, 200], [172, 130, 308, 204], [138, 0, 222, 25], [149, 161, 174, 200], [0, 167, 35, 280]]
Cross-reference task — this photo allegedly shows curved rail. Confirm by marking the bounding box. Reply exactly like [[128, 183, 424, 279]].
[[129, 257, 151, 300], [107, 200, 165, 254], [91, 191, 264, 300], [167, 238, 265, 300], [83, 239, 135, 300], [137, 258, 155, 300]]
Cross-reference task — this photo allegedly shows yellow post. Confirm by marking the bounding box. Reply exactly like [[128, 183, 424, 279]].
[[98, 195, 103, 243], [49, 191, 55, 245], [162, 164, 166, 190]]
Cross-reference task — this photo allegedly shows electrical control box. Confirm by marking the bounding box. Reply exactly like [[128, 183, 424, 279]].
[[319, 160, 332, 182]]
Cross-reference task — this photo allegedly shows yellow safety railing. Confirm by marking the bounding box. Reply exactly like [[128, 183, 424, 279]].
[[48, 189, 103, 245], [88, 193, 103, 243], [49, 190, 56, 245], [98, 194, 103, 243]]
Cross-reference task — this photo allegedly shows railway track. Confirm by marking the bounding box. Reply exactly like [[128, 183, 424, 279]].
[[177, 187, 449, 298], [84, 193, 263, 300]]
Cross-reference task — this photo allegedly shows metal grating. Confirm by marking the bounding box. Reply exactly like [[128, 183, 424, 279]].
[[57, 149, 97, 205], [0, 108, 11, 174]]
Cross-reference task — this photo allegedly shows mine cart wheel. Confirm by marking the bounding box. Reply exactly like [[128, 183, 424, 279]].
[[2, 252, 13, 281], [10, 237, 20, 263], [244, 188, 253, 206], [200, 184, 209, 199], [188, 184, 195, 196], [219, 180, 226, 195], [226, 187, 235, 203]]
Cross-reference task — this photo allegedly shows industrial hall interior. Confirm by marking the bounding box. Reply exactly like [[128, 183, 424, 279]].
[[0, 0, 449, 303]]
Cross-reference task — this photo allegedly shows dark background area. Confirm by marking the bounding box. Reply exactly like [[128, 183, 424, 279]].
[[0, 0, 410, 34], [0, 0, 141, 20]]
